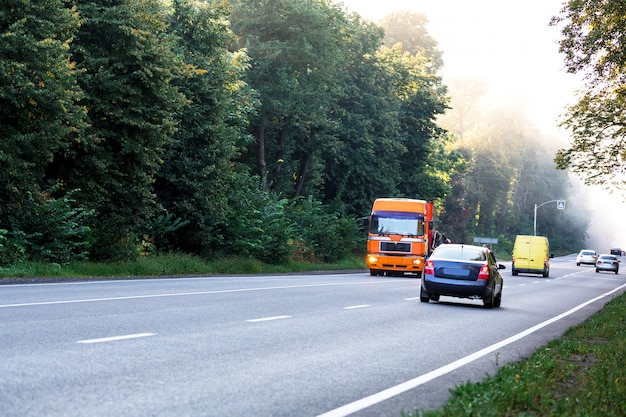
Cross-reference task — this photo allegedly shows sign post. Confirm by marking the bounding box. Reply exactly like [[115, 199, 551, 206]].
[[534, 199, 566, 236]]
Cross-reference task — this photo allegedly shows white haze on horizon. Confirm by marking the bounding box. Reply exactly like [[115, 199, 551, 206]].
[[340, 0, 626, 251]]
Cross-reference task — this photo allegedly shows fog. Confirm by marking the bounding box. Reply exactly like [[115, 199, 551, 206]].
[[340, 0, 626, 252]]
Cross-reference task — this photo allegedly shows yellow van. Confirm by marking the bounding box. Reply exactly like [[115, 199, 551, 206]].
[[511, 235, 553, 277]]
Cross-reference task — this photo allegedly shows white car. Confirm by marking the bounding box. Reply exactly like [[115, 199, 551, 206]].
[[595, 254, 619, 274], [576, 249, 598, 266]]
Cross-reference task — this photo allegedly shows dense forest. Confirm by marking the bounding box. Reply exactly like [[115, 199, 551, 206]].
[[0, 0, 588, 266]]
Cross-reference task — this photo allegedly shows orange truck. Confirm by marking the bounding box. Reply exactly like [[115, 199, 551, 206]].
[[366, 198, 434, 276]]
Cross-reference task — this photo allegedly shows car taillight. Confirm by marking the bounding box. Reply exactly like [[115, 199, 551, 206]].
[[424, 260, 435, 275], [478, 265, 490, 280]]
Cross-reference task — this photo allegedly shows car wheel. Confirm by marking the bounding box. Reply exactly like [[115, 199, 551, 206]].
[[494, 290, 502, 308], [576, 262, 580, 266], [595, 268, 599, 273], [420, 287, 430, 303], [615, 270, 619, 275], [430, 294, 440, 302], [483, 286, 495, 309]]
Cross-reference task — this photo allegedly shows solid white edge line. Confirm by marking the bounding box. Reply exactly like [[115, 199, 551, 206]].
[[77, 333, 156, 344], [0, 280, 407, 309], [246, 315, 291, 323], [316, 282, 626, 417]]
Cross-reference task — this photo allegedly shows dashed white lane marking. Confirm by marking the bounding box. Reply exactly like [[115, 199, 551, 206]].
[[77, 333, 156, 344], [404, 297, 421, 301], [246, 315, 291, 323], [316, 282, 626, 417], [343, 305, 371, 310]]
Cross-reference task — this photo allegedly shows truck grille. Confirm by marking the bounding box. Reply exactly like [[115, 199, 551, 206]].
[[380, 242, 411, 253]]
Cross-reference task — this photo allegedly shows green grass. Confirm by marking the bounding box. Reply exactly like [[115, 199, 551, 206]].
[[406, 292, 626, 417], [0, 253, 367, 280]]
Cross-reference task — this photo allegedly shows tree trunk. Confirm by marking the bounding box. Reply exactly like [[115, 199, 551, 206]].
[[257, 118, 267, 191], [295, 131, 312, 197]]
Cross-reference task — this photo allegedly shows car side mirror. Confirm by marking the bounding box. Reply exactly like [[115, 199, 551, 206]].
[[498, 263, 506, 270]]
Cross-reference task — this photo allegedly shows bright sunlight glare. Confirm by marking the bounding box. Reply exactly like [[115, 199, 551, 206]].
[[339, 0, 626, 252]]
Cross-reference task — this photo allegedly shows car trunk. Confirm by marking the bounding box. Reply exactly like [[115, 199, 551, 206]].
[[433, 261, 482, 281]]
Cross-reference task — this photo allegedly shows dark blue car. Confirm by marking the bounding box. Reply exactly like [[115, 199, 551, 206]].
[[420, 244, 505, 308]]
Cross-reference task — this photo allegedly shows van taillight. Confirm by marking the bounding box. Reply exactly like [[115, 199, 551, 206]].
[[478, 265, 490, 280], [424, 260, 435, 275]]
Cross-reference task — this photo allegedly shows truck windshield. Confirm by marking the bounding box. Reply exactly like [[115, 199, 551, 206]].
[[369, 211, 424, 236]]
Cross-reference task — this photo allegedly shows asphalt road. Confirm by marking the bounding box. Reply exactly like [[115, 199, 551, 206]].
[[1, 255, 625, 417]]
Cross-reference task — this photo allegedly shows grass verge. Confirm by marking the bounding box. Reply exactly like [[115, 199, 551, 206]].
[[0, 253, 366, 281], [406, 291, 626, 417]]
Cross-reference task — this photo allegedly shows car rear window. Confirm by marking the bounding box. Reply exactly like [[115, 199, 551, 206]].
[[582, 251, 595, 255], [434, 246, 486, 261]]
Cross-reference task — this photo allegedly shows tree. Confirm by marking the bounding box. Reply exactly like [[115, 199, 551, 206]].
[[437, 76, 488, 140], [378, 11, 443, 71], [0, 0, 84, 217], [377, 44, 451, 200], [229, 0, 349, 196], [551, 0, 626, 190], [55, 0, 185, 259], [320, 14, 404, 215], [155, 0, 256, 255]]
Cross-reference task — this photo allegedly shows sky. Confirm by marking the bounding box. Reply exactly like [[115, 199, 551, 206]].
[[339, 0, 626, 251]]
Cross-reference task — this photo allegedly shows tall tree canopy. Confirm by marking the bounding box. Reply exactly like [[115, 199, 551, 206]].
[[0, 0, 84, 215], [56, 0, 185, 259], [154, 0, 256, 255], [378, 11, 443, 71], [229, 0, 349, 196], [552, 0, 626, 191]]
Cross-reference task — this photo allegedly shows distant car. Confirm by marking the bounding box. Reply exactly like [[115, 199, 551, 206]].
[[610, 248, 623, 256], [420, 243, 504, 308], [576, 250, 598, 266], [595, 254, 619, 274]]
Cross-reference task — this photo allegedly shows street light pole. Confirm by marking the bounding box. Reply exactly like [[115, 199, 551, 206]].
[[533, 199, 560, 236]]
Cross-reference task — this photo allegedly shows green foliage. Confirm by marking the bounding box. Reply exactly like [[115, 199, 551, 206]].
[[143, 213, 190, 254], [551, 0, 626, 189], [219, 173, 295, 264], [1, 188, 93, 265], [56, 0, 185, 260], [286, 197, 362, 263], [230, 0, 351, 195], [379, 11, 443, 70], [0, 0, 85, 217], [155, 0, 257, 256], [0, 0, 595, 266], [438, 107, 586, 255]]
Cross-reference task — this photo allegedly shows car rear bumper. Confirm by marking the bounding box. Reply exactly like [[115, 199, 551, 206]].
[[596, 265, 618, 272], [422, 278, 492, 299]]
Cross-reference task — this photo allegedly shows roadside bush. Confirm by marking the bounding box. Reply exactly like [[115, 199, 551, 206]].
[[286, 197, 362, 263], [5, 188, 94, 264], [221, 177, 295, 264]]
